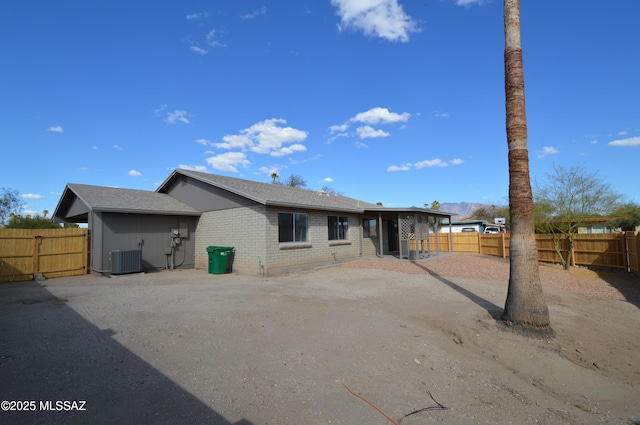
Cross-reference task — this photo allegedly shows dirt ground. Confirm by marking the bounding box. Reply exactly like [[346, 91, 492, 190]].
[[1, 253, 639, 425]]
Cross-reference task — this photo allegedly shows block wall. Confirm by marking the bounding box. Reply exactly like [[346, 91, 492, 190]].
[[263, 208, 364, 275], [195, 205, 372, 276], [195, 205, 267, 274]]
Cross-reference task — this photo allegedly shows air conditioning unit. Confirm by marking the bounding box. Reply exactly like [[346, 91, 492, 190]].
[[110, 249, 142, 275]]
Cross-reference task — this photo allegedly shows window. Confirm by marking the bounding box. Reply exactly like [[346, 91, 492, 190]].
[[328, 216, 349, 240], [278, 212, 309, 242], [363, 218, 378, 238]]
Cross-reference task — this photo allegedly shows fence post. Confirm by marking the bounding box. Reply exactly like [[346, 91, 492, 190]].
[[82, 230, 89, 274], [477, 232, 482, 254], [636, 232, 640, 274], [622, 232, 629, 272], [501, 232, 506, 258], [32, 235, 42, 279]]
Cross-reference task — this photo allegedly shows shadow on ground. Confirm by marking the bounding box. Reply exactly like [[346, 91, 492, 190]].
[[592, 269, 640, 308], [0, 281, 254, 425], [409, 260, 504, 320]]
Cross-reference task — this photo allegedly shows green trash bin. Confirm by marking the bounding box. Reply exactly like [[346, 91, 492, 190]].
[[207, 246, 234, 274]]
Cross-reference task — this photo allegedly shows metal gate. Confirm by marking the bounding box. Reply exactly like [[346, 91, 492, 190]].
[[398, 213, 431, 260]]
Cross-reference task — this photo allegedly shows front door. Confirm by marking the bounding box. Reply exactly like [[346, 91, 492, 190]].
[[387, 219, 398, 252]]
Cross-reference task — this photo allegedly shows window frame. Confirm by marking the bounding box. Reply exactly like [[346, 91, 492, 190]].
[[278, 212, 309, 243], [363, 218, 378, 238], [328, 215, 349, 241]]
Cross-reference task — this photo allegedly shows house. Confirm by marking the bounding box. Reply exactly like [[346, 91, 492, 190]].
[[53, 169, 453, 276], [576, 217, 618, 234]]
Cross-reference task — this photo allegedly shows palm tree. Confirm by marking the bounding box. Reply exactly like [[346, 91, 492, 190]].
[[502, 0, 551, 333]]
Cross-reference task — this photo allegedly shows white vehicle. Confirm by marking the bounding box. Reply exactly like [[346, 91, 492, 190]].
[[483, 226, 503, 234]]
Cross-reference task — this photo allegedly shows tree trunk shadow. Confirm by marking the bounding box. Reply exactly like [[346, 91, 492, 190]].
[[410, 261, 504, 320]]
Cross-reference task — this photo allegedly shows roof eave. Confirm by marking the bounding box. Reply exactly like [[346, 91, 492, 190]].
[[264, 201, 364, 213], [93, 208, 201, 216]]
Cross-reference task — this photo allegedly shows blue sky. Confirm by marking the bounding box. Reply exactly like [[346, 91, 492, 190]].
[[1, 0, 638, 217]]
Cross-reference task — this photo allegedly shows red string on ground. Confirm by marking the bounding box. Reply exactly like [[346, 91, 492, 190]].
[[341, 382, 399, 425]]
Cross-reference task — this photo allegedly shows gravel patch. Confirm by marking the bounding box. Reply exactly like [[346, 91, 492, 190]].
[[342, 253, 640, 302]]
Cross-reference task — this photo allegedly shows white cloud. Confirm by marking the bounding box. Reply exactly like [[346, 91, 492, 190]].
[[128, 170, 142, 177], [455, 0, 486, 5], [165, 110, 191, 124], [271, 143, 307, 157], [330, 0, 419, 42], [608, 136, 640, 147], [178, 164, 208, 172], [249, 119, 308, 154], [205, 29, 227, 48], [47, 125, 63, 133], [329, 107, 410, 140], [353, 107, 410, 125], [21, 193, 44, 200], [92, 146, 98, 150], [617, 131, 628, 136], [241, 6, 266, 19], [213, 134, 254, 150], [215, 118, 308, 157], [195, 138, 210, 146], [536, 146, 559, 158], [433, 111, 449, 118], [590, 140, 598, 145], [329, 123, 349, 133], [413, 158, 447, 168], [113, 144, 122, 150], [323, 177, 334, 183], [186, 12, 208, 20], [154, 104, 167, 116], [388, 164, 411, 172], [190, 46, 207, 55], [261, 166, 280, 174], [388, 157, 463, 171], [356, 126, 390, 139], [354, 141, 368, 149], [206, 152, 251, 172], [259, 166, 284, 177]]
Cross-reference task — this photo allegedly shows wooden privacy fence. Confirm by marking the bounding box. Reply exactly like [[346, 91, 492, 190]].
[[0, 228, 90, 283], [627, 231, 640, 275], [428, 231, 640, 274]]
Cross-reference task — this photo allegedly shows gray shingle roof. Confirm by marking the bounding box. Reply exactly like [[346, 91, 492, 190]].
[[65, 183, 200, 215], [167, 169, 382, 212]]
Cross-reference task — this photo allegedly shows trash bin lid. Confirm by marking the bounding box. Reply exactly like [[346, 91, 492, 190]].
[[207, 246, 234, 252]]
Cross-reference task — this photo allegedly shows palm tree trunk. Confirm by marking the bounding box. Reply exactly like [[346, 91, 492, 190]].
[[502, 0, 551, 332]]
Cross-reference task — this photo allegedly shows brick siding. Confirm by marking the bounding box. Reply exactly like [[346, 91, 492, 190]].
[[195, 205, 370, 276]]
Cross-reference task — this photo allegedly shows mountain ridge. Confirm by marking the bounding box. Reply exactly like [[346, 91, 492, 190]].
[[440, 202, 487, 219]]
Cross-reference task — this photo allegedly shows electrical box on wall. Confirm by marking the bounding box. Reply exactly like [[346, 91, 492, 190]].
[[178, 222, 188, 238]]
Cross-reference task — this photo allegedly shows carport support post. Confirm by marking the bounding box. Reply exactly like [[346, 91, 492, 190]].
[[378, 212, 383, 257], [432, 216, 438, 254], [449, 218, 454, 252]]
